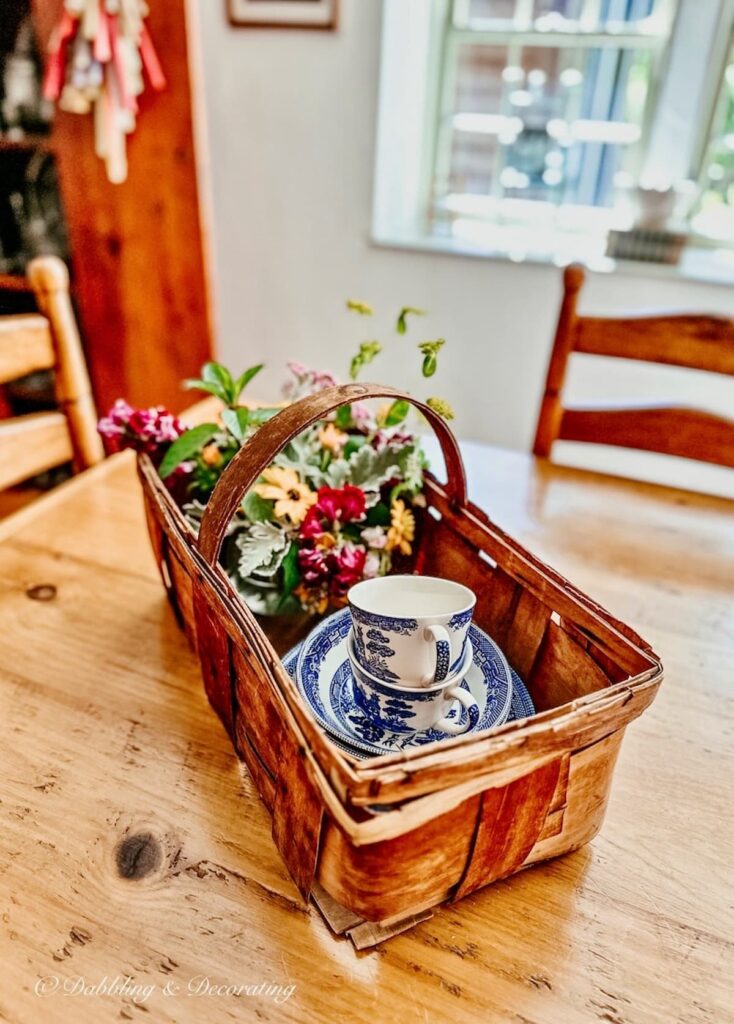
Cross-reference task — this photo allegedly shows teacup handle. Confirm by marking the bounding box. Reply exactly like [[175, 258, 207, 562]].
[[436, 686, 480, 735], [422, 624, 452, 684]]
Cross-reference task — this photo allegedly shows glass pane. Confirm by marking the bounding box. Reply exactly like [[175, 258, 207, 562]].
[[446, 42, 652, 207], [691, 46, 734, 239], [466, 0, 517, 22], [465, 0, 664, 29]]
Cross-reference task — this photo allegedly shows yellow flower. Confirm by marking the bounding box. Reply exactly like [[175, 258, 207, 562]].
[[201, 443, 223, 467], [386, 499, 415, 556], [318, 423, 348, 454], [254, 465, 316, 525]]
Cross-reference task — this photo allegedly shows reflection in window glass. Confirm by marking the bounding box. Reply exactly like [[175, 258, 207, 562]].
[[448, 41, 652, 209]]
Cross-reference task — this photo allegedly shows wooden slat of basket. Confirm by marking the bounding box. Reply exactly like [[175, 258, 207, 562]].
[[452, 757, 562, 900], [426, 478, 656, 672], [529, 619, 612, 712], [345, 676, 659, 809]]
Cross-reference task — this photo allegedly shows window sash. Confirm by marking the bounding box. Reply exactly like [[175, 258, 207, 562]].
[[432, 0, 677, 225]]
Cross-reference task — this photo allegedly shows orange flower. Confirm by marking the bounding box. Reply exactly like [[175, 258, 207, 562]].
[[318, 422, 348, 454], [254, 466, 316, 525], [294, 583, 329, 615], [386, 499, 415, 556], [201, 443, 223, 467]]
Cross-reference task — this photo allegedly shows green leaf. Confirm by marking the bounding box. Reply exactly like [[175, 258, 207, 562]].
[[248, 406, 280, 426], [275, 593, 302, 616], [349, 341, 382, 381], [201, 364, 233, 403], [233, 364, 264, 402], [335, 404, 352, 429], [234, 522, 288, 577], [158, 423, 219, 479], [280, 543, 300, 597], [221, 406, 250, 440], [241, 489, 273, 522], [418, 339, 445, 377], [183, 378, 229, 402], [366, 501, 391, 526], [344, 436, 367, 459], [384, 399, 410, 426], [426, 396, 455, 421], [346, 299, 374, 315], [396, 306, 426, 334]]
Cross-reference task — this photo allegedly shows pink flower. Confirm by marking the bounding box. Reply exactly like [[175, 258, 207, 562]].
[[97, 401, 185, 455], [283, 362, 341, 400], [361, 525, 387, 550], [298, 546, 330, 583], [363, 551, 381, 579], [287, 360, 308, 378], [372, 428, 415, 451], [351, 401, 376, 429], [331, 543, 367, 597]]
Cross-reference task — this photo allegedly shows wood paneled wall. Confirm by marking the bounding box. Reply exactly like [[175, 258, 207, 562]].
[[31, 1, 214, 413]]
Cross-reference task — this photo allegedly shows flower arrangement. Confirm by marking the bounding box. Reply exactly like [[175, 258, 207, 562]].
[[99, 302, 454, 616]]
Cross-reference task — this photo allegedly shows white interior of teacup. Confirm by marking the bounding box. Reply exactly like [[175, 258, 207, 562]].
[[348, 575, 475, 619]]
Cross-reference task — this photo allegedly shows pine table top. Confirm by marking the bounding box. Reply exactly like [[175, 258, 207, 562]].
[[0, 444, 731, 1024]]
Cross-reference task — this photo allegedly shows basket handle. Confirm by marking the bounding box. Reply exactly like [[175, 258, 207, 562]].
[[197, 382, 467, 565]]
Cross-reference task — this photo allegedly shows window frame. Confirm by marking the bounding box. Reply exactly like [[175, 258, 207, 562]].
[[431, 0, 677, 231], [372, 0, 734, 265]]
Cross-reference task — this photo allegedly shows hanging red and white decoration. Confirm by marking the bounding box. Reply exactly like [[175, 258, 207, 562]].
[[42, 1, 166, 184]]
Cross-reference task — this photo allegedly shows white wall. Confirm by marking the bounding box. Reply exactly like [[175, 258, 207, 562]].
[[191, 0, 734, 496]]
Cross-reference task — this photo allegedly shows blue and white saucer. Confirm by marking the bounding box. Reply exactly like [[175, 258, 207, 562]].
[[288, 608, 523, 758]]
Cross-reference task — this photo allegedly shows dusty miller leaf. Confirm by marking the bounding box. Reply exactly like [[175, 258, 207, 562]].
[[235, 522, 288, 577], [338, 444, 404, 492]]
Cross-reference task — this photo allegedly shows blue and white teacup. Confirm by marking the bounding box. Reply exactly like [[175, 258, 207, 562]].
[[348, 575, 476, 686], [347, 631, 479, 735]]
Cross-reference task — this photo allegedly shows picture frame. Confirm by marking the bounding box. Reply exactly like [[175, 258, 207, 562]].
[[228, 0, 338, 30]]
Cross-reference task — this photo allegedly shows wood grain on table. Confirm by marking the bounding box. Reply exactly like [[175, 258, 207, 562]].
[[0, 446, 731, 1024]]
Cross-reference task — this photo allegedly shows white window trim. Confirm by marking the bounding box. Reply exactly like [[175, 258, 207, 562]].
[[372, 0, 734, 281]]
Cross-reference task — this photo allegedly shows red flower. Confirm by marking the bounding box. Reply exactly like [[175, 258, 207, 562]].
[[298, 546, 330, 583], [316, 485, 366, 524], [298, 485, 366, 543], [299, 507, 325, 540], [330, 543, 366, 597]]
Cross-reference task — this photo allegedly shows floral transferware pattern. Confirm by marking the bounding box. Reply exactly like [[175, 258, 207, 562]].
[[293, 609, 517, 756]]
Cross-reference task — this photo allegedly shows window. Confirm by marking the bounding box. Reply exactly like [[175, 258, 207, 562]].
[[373, 0, 734, 268], [433, 0, 676, 248]]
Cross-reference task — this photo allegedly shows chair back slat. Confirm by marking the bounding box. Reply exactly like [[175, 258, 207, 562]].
[[533, 265, 734, 472], [0, 412, 75, 491], [0, 315, 56, 384], [0, 257, 103, 494], [575, 315, 734, 376], [559, 406, 734, 469]]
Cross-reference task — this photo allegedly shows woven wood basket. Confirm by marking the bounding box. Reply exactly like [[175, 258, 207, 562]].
[[137, 383, 663, 924]]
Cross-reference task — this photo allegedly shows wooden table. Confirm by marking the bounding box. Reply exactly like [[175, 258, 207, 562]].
[[1, 445, 732, 1024]]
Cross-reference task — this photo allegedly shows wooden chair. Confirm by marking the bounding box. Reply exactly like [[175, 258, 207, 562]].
[[533, 264, 734, 469], [0, 256, 103, 495]]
